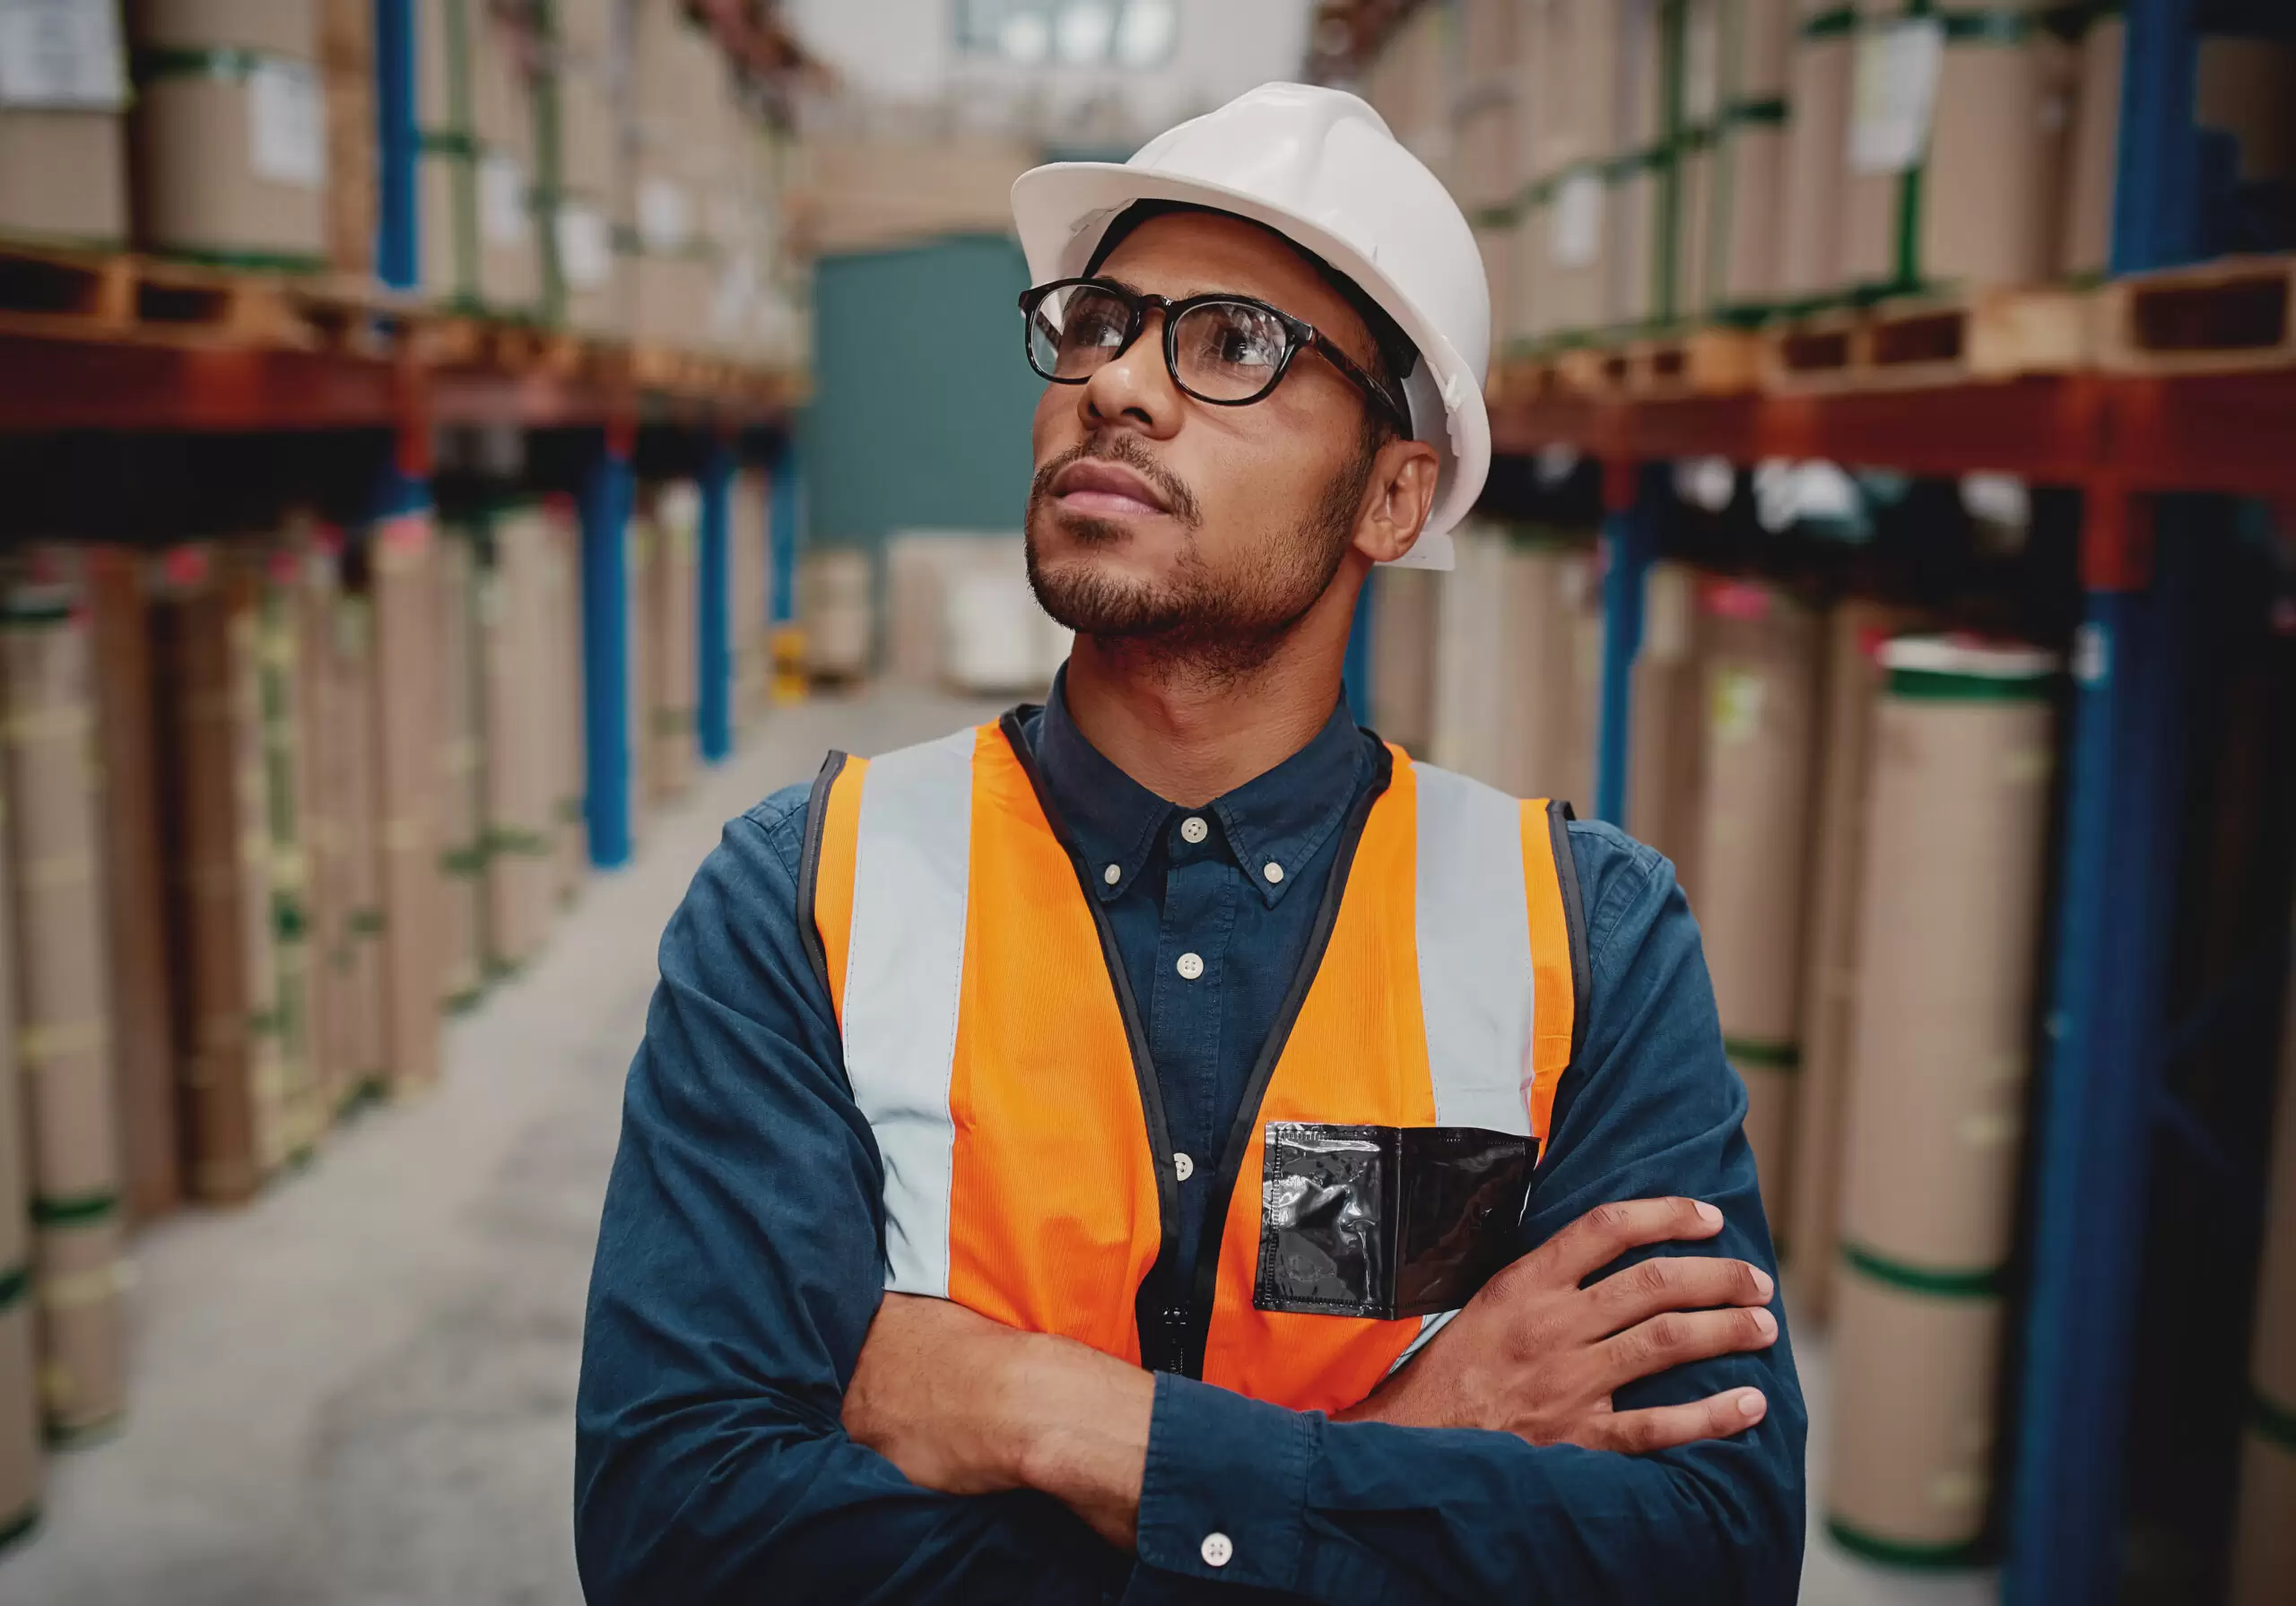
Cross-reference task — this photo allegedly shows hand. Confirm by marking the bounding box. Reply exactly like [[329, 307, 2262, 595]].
[[843, 1292, 1153, 1548], [1340, 1197, 1779, 1453]]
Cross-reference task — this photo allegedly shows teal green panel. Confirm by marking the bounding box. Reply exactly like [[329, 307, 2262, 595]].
[[800, 235, 1047, 544]]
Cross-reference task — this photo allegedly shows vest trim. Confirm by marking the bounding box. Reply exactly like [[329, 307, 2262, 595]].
[[994, 710, 1192, 1372], [1546, 801, 1592, 1068], [1413, 764, 1538, 1136], [796, 750, 849, 1003]]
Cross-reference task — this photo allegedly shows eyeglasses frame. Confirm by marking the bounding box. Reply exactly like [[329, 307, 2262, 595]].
[[1018, 277, 1412, 437]]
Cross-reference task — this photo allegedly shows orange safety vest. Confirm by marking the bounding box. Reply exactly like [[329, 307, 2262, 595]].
[[801, 712, 1586, 1414]]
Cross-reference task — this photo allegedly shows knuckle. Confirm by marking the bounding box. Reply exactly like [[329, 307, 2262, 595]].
[[1645, 1313, 1689, 1354], [1588, 1201, 1637, 1238], [1631, 1259, 1675, 1300]]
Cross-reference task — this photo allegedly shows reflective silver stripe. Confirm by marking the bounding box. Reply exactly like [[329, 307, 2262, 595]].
[[843, 726, 978, 1297], [1412, 762, 1536, 1137], [1391, 1307, 1461, 1374]]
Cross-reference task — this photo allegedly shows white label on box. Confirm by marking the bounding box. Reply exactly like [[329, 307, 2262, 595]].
[[481, 152, 528, 247], [248, 58, 326, 188], [0, 0, 125, 109], [637, 177, 691, 252], [557, 203, 612, 289], [1549, 170, 1604, 268], [1848, 18, 1945, 175]]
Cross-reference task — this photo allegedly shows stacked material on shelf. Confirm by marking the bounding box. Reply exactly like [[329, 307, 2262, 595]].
[[154, 544, 284, 1201], [624, 512, 652, 846], [84, 546, 179, 1224], [294, 528, 386, 1116], [2057, 5, 2122, 279], [2195, 34, 2296, 256], [730, 468, 771, 729], [1370, 566, 1440, 758], [1359, 0, 1450, 169], [539, 498, 587, 900], [1787, 598, 1921, 1320], [0, 0, 131, 248], [1703, 0, 1796, 317], [1430, 522, 1509, 787], [1674, 0, 1725, 320], [1625, 560, 1707, 898], [1776, 0, 1856, 301], [625, 0, 732, 354], [883, 535, 1023, 687], [128, 0, 328, 269], [801, 545, 872, 683], [482, 504, 556, 974], [416, 0, 541, 315], [2232, 904, 2296, 1604], [319, 0, 373, 274], [1452, 0, 1521, 345], [0, 760, 33, 1552], [1828, 636, 2056, 1566], [434, 525, 485, 1011], [645, 482, 700, 801], [1525, 0, 1624, 339], [1694, 577, 1822, 1228], [256, 543, 324, 1161], [541, 0, 622, 332], [1495, 534, 1590, 803], [1601, 0, 1667, 332], [369, 509, 443, 1095], [1835, 4, 2075, 297], [2, 554, 127, 1442]]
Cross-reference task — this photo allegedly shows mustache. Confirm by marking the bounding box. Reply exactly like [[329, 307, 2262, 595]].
[[1029, 433, 1204, 529]]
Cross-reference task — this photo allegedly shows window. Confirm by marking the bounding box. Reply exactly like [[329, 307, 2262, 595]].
[[956, 0, 1178, 69]]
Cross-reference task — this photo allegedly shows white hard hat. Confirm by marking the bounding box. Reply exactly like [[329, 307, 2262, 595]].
[[1011, 82, 1490, 570]]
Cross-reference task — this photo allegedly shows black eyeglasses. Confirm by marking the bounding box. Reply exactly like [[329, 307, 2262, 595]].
[[1018, 277, 1411, 435]]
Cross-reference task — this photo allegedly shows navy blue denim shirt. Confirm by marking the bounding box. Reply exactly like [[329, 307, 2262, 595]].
[[576, 686, 1806, 1604]]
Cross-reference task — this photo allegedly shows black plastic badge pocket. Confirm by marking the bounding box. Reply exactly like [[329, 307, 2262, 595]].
[[1255, 1123, 1533, 1320]]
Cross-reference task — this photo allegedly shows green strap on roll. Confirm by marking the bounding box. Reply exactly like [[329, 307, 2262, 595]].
[[0, 1263, 27, 1312], [1724, 1036, 1801, 1070], [133, 45, 303, 82], [29, 1190, 122, 1229], [1841, 1239, 2005, 1299], [1889, 666, 2056, 701], [1800, 6, 1857, 39], [2250, 1386, 2296, 1454], [1825, 1516, 1991, 1570], [0, 1502, 38, 1555]]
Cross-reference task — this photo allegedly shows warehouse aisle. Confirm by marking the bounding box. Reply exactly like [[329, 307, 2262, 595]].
[[0, 686, 1988, 1606], [0, 689, 995, 1606]]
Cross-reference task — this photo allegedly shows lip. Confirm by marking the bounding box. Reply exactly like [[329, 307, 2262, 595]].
[[1050, 458, 1171, 519]]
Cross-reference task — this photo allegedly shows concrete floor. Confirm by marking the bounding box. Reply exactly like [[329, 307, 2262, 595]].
[[0, 685, 1997, 1605]]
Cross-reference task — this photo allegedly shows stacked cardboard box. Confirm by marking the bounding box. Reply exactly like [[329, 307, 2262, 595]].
[[129, 0, 329, 270], [1625, 560, 1707, 892], [645, 482, 699, 802], [0, 0, 131, 249], [256, 546, 326, 1160], [369, 511, 443, 1095], [540, 0, 624, 334], [481, 505, 558, 973], [0, 779, 35, 1550], [434, 525, 486, 1010], [1827, 637, 2056, 1564], [539, 499, 587, 900], [624, 0, 732, 353], [2, 556, 128, 1442], [416, 0, 542, 314], [321, 0, 375, 275]]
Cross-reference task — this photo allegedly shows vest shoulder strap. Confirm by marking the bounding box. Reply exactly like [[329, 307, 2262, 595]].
[[797, 747, 870, 1020]]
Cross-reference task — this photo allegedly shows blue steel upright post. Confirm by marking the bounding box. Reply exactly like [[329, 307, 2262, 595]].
[[579, 428, 637, 869], [1593, 461, 1665, 826], [2008, 4, 2207, 1594], [697, 441, 734, 764], [374, 0, 418, 291]]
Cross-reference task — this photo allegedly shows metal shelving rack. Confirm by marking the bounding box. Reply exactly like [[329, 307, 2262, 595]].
[[1325, 1, 2293, 1600], [0, 0, 811, 875]]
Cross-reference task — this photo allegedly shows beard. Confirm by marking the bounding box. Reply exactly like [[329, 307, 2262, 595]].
[[1024, 431, 1374, 683]]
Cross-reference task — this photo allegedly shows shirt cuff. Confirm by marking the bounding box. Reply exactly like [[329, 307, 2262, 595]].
[[1133, 1371, 1316, 1593]]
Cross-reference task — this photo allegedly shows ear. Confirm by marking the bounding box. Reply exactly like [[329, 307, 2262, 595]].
[[1352, 438, 1444, 566]]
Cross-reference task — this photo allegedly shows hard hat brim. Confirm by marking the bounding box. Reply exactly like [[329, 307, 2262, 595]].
[[1012, 161, 1485, 570]]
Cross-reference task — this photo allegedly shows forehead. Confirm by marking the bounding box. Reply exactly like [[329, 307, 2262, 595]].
[[1094, 211, 1370, 354]]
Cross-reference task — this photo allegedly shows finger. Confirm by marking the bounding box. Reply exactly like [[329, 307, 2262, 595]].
[[1586, 1388, 1770, 1454], [1585, 1255, 1774, 1336], [1600, 1305, 1779, 1392], [1528, 1197, 1726, 1288]]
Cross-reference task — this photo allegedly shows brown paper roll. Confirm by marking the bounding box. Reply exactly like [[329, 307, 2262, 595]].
[[85, 550, 181, 1224], [132, 0, 317, 56], [1787, 601, 1919, 1322], [370, 514, 443, 1095], [483, 508, 556, 972], [0, 1296, 38, 1550], [625, 519, 653, 847], [258, 548, 325, 1160], [435, 529, 485, 1010], [1496, 539, 1585, 803], [0, 111, 128, 248], [1777, 32, 1852, 299], [1839, 643, 2056, 1274], [545, 505, 589, 900], [1694, 580, 1822, 1227], [730, 472, 770, 733], [2058, 17, 2123, 281], [1827, 1268, 2001, 1559], [1431, 525, 1510, 787], [1370, 568, 1440, 758], [131, 76, 327, 264], [1626, 562, 1708, 898], [34, 1214, 126, 1440], [1711, 121, 1787, 313], [648, 486, 700, 803]]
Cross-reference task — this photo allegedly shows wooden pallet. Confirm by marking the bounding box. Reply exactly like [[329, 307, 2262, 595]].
[[0, 242, 396, 353], [1763, 285, 2094, 392], [2097, 256, 2296, 375], [1617, 327, 1765, 397]]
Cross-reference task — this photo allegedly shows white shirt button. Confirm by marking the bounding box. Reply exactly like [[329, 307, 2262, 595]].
[[1176, 951, 1205, 981], [1263, 861, 1284, 884], [1179, 814, 1209, 845], [1201, 1532, 1233, 1568], [1102, 863, 1121, 886], [1173, 1151, 1195, 1182]]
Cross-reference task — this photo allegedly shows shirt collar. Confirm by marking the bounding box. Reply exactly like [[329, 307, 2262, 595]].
[[1030, 669, 1370, 908]]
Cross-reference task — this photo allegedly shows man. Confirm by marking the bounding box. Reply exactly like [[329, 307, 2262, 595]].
[[577, 83, 1804, 1602]]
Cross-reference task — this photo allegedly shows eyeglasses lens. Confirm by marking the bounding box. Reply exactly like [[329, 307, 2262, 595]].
[[1030, 283, 1134, 381], [1172, 301, 1288, 402]]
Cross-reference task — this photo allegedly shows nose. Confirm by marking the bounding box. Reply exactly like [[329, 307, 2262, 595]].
[[1076, 306, 1182, 439]]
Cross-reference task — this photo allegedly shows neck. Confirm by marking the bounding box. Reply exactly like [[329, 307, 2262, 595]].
[[1058, 555, 1368, 808]]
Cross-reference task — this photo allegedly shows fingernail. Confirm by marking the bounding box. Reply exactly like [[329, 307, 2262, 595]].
[[1752, 1269, 1775, 1300], [1738, 1390, 1767, 1420], [1752, 1308, 1778, 1340], [1694, 1202, 1724, 1228]]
